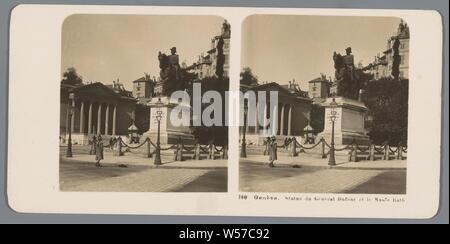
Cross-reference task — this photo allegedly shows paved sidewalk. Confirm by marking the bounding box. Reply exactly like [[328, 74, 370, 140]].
[[243, 154, 406, 170], [62, 152, 227, 169], [64, 167, 210, 192], [242, 168, 384, 193]]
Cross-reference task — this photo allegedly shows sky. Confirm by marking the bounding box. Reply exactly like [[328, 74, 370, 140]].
[[241, 15, 402, 90], [62, 14, 225, 90]]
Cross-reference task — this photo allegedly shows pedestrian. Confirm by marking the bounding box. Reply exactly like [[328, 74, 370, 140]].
[[89, 135, 97, 155], [109, 137, 114, 150], [269, 136, 278, 168], [263, 137, 271, 155], [95, 135, 104, 168]]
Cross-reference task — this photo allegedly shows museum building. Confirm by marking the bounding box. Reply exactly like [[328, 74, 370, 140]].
[[60, 81, 137, 145]]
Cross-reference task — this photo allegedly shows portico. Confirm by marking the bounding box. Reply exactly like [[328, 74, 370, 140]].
[[242, 82, 312, 145], [60, 83, 137, 145]]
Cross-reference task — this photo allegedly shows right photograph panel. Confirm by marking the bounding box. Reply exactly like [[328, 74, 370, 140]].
[[239, 15, 409, 194]]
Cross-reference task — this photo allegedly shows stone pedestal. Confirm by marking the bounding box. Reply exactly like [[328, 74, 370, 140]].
[[143, 96, 195, 145], [317, 97, 370, 145]]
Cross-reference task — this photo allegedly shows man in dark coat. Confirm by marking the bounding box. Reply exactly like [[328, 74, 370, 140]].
[[95, 135, 104, 168], [269, 136, 278, 168]]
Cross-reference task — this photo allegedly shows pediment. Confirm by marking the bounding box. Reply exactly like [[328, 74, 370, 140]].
[[72, 83, 120, 98]]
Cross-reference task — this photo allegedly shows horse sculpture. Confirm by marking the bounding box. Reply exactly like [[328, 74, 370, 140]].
[[332, 51, 363, 100]]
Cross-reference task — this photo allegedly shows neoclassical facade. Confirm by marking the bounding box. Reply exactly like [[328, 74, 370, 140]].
[[241, 82, 312, 145], [60, 82, 137, 145]]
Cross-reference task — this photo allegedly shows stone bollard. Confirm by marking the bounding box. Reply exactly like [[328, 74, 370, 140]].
[[194, 143, 201, 160], [352, 143, 359, 162], [222, 145, 228, 159], [146, 139, 152, 158], [321, 139, 327, 159], [114, 138, 123, 156], [291, 138, 298, 157], [397, 142, 403, 160], [369, 144, 375, 161], [384, 144, 390, 160], [177, 141, 183, 161], [209, 143, 215, 160]]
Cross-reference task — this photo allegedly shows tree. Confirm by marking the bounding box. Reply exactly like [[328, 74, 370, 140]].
[[215, 37, 225, 79], [363, 78, 408, 145], [392, 37, 401, 80], [240, 67, 259, 86], [134, 104, 150, 134], [188, 76, 229, 146], [310, 104, 325, 134], [61, 67, 83, 86]]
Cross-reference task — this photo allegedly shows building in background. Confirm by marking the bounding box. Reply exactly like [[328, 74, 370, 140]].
[[132, 73, 156, 104], [190, 20, 231, 79], [307, 74, 332, 104], [242, 82, 312, 145], [365, 20, 410, 80], [60, 81, 137, 145]]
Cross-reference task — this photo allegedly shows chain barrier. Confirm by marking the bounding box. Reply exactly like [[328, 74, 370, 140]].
[[200, 146, 210, 153], [356, 145, 370, 153], [160, 144, 177, 151], [402, 147, 408, 154], [215, 146, 224, 153], [296, 139, 323, 150], [389, 147, 398, 153], [182, 145, 196, 152], [120, 138, 149, 149], [335, 144, 352, 151], [374, 146, 385, 154]]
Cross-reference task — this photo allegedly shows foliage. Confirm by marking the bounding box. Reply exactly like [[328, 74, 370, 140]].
[[240, 67, 259, 86], [187, 76, 229, 146], [134, 104, 150, 134], [61, 67, 83, 86], [362, 78, 408, 145], [310, 104, 325, 134], [215, 37, 225, 79], [391, 38, 401, 80]]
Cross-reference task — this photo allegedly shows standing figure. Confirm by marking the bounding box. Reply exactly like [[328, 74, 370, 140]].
[[269, 136, 278, 168], [168, 47, 181, 80], [89, 135, 97, 155], [263, 137, 271, 155], [95, 135, 104, 168]]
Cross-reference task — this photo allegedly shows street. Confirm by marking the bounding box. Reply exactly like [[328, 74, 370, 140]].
[[60, 158, 227, 192], [240, 160, 406, 194]]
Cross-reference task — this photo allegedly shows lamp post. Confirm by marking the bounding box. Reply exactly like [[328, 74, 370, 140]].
[[240, 101, 248, 158], [66, 93, 75, 158], [154, 97, 163, 165], [328, 97, 338, 166]]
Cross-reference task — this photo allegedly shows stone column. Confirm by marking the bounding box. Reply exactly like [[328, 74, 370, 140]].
[[71, 99, 76, 133], [105, 104, 110, 135], [97, 104, 102, 135], [79, 101, 85, 133], [280, 104, 285, 135], [112, 105, 117, 135], [88, 102, 93, 134], [288, 105, 293, 136]]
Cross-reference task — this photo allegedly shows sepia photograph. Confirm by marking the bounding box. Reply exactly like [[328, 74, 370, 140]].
[[59, 14, 230, 192], [239, 15, 409, 194], [6, 4, 444, 220]]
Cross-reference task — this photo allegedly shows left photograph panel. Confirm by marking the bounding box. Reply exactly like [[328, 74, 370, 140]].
[[60, 14, 230, 192]]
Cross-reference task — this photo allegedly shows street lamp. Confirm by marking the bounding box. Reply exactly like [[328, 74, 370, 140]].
[[154, 97, 163, 165], [66, 93, 75, 158], [328, 96, 338, 166], [240, 100, 248, 158]]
